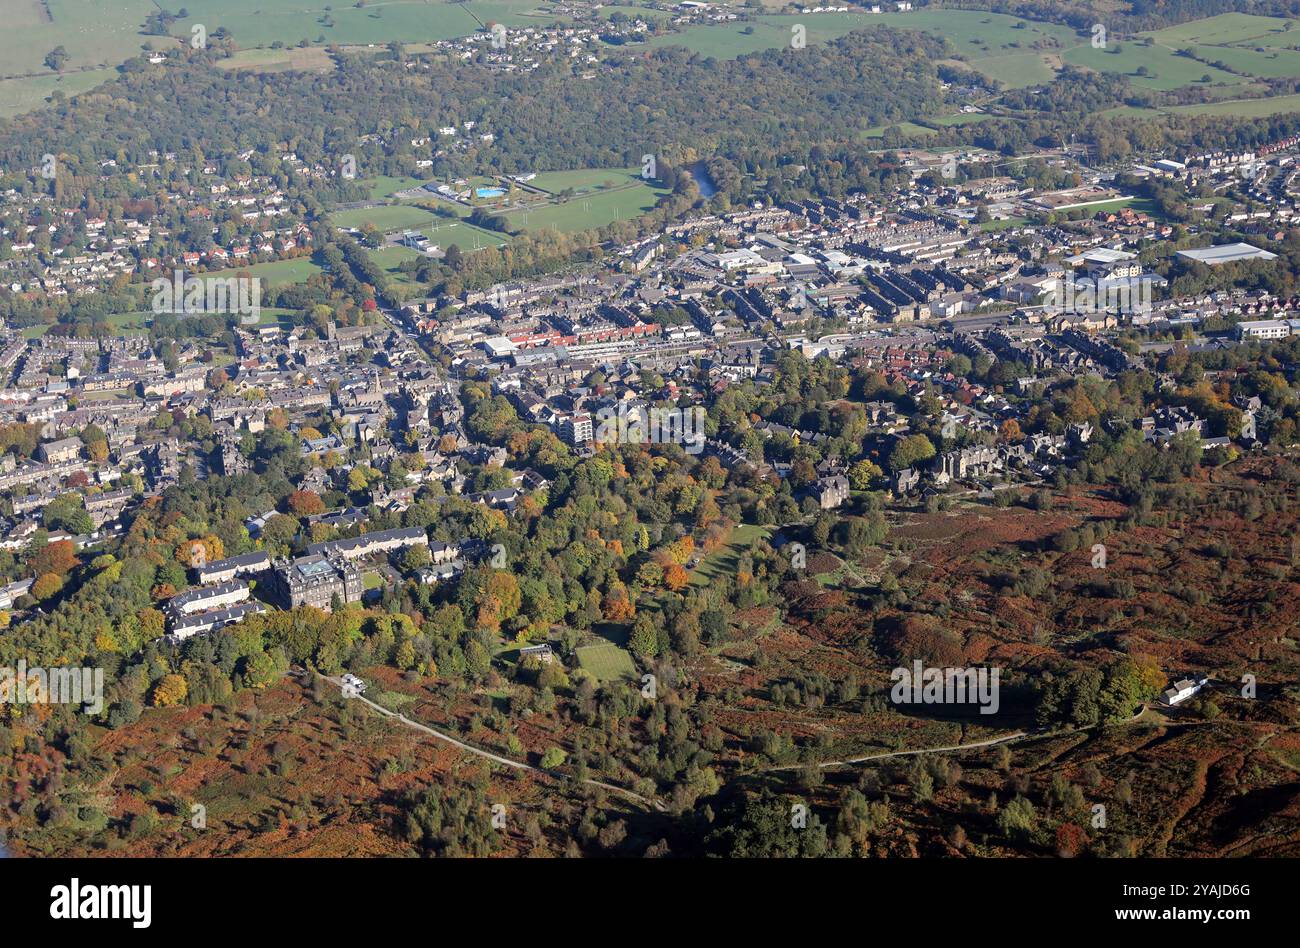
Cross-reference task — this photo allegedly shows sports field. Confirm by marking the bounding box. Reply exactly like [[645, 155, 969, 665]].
[[331, 204, 440, 233], [500, 168, 670, 234], [204, 257, 323, 288]]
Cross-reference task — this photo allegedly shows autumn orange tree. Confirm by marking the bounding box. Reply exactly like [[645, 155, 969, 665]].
[[151, 673, 188, 707], [602, 579, 635, 623], [287, 489, 325, 515]]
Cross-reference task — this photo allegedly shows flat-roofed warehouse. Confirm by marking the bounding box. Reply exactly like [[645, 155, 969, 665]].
[[1176, 243, 1278, 266]]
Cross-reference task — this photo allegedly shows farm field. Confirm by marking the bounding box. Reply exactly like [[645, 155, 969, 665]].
[[1104, 93, 1300, 121], [0, 66, 118, 118], [1187, 44, 1300, 80], [216, 45, 335, 74], [964, 50, 1057, 88], [170, 0, 554, 50], [7, 6, 1300, 124], [656, 10, 1078, 87], [1062, 40, 1245, 91], [655, 9, 1300, 98], [0, 0, 561, 120], [0, 0, 157, 76], [1143, 13, 1297, 47]]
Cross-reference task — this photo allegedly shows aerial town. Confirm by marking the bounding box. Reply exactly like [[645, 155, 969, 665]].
[[0, 2, 1296, 917]]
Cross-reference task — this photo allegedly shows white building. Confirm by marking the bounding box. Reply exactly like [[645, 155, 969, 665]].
[[1161, 676, 1208, 707]]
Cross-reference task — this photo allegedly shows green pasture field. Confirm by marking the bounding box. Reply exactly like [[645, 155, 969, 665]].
[[170, 0, 552, 49]]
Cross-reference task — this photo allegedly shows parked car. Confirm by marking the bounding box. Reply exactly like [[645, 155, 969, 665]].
[[341, 673, 367, 696]]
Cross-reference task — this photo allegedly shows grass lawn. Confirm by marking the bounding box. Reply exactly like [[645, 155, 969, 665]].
[[370, 244, 421, 274], [862, 121, 936, 140], [370, 246, 425, 299], [982, 216, 1030, 232], [575, 643, 637, 683], [252, 307, 298, 327], [930, 111, 994, 127], [362, 571, 384, 591], [689, 524, 772, 588], [96, 311, 152, 334], [1066, 197, 1160, 215]]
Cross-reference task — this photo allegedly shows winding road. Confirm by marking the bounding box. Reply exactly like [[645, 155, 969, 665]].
[[761, 730, 1029, 772]]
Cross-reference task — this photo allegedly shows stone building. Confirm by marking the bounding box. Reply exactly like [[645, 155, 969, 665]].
[[270, 554, 363, 611]]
